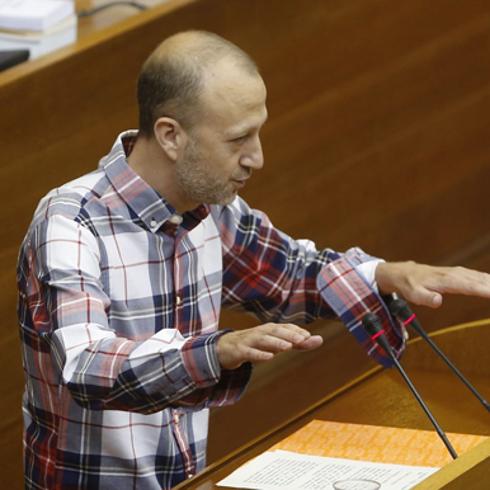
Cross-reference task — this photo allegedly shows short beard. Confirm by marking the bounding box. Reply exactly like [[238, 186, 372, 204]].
[[176, 139, 235, 206]]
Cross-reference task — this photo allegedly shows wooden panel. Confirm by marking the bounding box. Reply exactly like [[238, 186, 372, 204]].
[[415, 439, 490, 489], [2, 1, 490, 488]]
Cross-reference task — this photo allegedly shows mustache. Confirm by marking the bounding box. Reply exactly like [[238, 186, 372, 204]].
[[233, 171, 252, 181]]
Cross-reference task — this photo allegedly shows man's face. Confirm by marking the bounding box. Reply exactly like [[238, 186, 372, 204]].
[[175, 68, 268, 207]]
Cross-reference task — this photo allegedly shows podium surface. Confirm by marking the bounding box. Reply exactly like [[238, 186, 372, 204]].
[[175, 320, 490, 489]]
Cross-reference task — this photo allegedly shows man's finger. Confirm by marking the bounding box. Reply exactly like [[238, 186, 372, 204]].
[[240, 345, 275, 363], [253, 334, 293, 353], [406, 286, 443, 308], [438, 267, 490, 297], [294, 335, 323, 351], [262, 323, 311, 345]]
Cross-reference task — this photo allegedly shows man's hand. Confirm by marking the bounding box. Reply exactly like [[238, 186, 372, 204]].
[[376, 261, 490, 308], [216, 323, 323, 370]]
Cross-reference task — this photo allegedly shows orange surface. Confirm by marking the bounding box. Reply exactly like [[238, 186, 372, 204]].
[[272, 420, 488, 467]]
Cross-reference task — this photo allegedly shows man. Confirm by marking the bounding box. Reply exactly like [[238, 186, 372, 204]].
[[17, 31, 490, 489]]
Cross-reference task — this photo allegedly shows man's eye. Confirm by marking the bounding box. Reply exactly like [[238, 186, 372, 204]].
[[231, 135, 248, 143]]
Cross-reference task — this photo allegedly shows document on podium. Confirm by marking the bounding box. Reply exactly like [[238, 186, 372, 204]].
[[217, 450, 439, 490]]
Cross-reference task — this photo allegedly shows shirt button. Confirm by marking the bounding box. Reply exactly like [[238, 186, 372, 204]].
[[169, 214, 183, 225], [176, 295, 182, 306], [150, 218, 158, 229], [188, 473, 194, 479]]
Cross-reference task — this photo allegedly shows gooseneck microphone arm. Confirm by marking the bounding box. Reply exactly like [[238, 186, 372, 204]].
[[362, 313, 458, 460], [387, 296, 490, 412]]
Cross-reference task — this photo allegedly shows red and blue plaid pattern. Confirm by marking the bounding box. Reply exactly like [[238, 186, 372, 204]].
[[17, 131, 404, 489]]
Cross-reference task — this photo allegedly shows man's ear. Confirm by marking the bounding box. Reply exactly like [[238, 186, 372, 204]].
[[153, 117, 187, 162]]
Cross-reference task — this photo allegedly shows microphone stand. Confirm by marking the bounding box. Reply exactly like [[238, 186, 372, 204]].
[[387, 295, 490, 412], [363, 313, 458, 460]]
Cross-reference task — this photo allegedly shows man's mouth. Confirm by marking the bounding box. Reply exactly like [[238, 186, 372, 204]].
[[231, 178, 248, 188]]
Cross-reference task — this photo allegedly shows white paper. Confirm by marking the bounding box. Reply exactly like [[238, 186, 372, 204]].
[[0, 15, 76, 59], [218, 450, 439, 490], [0, 0, 74, 31]]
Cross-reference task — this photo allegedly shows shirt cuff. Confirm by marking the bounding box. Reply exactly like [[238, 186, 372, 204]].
[[181, 331, 225, 388], [179, 330, 252, 408], [318, 253, 405, 368], [355, 259, 385, 293]]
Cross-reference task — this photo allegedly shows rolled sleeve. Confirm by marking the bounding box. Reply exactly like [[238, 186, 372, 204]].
[[317, 251, 406, 367], [180, 330, 252, 408]]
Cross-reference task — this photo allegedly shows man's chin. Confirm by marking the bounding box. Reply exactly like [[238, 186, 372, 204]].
[[217, 191, 238, 206], [194, 186, 238, 207]]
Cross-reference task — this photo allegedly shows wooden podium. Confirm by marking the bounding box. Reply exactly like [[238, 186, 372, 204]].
[[416, 439, 489, 489], [174, 320, 490, 489]]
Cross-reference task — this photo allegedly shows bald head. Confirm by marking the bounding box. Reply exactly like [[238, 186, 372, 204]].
[[137, 31, 260, 138]]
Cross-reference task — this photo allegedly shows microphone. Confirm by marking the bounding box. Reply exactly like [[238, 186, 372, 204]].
[[362, 313, 458, 459], [387, 296, 490, 412]]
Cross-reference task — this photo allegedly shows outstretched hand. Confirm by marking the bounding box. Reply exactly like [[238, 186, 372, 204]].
[[216, 323, 323, 370], [375, 261, 490, 308]]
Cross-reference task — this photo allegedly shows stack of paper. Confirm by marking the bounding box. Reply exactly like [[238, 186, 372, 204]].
[[0, 0, 77, 60]]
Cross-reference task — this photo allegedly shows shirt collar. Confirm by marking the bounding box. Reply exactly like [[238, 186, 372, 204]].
[[100, 130, 208, 233]]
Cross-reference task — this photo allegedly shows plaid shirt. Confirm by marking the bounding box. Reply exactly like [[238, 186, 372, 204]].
[[17, 131, 404, 490]]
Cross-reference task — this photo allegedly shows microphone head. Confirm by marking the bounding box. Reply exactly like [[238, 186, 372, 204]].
[[388, 297, 413, 320], [362, 312, 395, 359], [362, 312, 383, 336]]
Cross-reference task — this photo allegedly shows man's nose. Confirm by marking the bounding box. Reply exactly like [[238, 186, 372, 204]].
[[240, 136, 264, 170]]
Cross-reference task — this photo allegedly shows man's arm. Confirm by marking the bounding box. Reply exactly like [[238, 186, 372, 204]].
[[214, 260, 490, 371], [212, 198, 404, 367], [214, 198, 490, 369], [19, 214, 250, 414], [216, 197, 355, 323]]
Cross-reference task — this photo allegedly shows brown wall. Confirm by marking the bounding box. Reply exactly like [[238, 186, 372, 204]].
[[1, 1, 490, 487]]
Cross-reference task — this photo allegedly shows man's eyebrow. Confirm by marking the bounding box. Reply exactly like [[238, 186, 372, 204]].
[[226, 111, 268, 138]]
